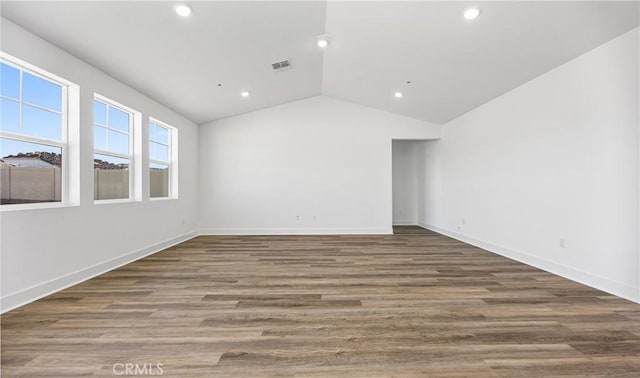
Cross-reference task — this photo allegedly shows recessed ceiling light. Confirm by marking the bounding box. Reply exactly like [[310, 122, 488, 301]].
[[317, 39, 329, 48], [463, 6, 481, 20], [394, 92, 403, 99], [174, 4, 192, 17], [240, 91, 250, 98]]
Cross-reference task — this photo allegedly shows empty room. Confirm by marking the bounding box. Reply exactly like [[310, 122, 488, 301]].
[[1, 1, 639, 376]]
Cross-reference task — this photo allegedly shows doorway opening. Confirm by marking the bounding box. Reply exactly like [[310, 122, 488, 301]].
[[392, 140, 428, 231]]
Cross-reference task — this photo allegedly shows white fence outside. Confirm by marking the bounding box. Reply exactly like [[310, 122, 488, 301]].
[[0, 166, 168, 203]]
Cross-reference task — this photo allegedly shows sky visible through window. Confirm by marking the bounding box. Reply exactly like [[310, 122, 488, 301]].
[[93, 98, 131, 167], [1, 62, 63, 157], [149, 122, 169, 162]]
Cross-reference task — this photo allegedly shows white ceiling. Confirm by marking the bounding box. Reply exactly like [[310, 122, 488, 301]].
[[1, 1, 327, 123], [1, 1, 638, 125], [323, 1, 640, 124]]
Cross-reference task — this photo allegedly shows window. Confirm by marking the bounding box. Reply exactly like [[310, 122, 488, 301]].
[[149, 119, 176, 198], [0, 58, 69, 206], [93, 95, 135, 201]]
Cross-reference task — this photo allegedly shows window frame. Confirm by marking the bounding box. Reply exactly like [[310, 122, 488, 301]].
[[148, 118, 177, 200], [93, 94, 138, 204], [0, 53, 73, 210]]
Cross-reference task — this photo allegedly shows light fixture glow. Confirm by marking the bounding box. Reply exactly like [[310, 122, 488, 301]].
[[317, 39, 329, 48], [240, 91, 250, 98], [463, 7, 481, 20], [174, 4, 192, 17], [394, 92, 403, 99]]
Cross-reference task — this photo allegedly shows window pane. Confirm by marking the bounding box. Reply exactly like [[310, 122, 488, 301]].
[[149, 123, 156, 142], [94, 153, 129, 200], [155, 125, 169, 144], [22, 104, 62, 141], [0, 137, 62, 205], [155, 143, 169, 162], [150, 163, 169, 198], [108, 106, 129, 132], [94, 100, 107, 126], [22, 71, 62, 112], [94, 125, 107, 150], [1, 63, 20, 100], [107, 130, 129, 154], [149, 140, 156, 161], [1, 98, 20, 134]]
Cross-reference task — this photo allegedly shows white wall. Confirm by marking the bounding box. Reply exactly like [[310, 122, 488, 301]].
[[392, 140, 419, 225], [420, 28, 640, 302], [416, 140, 439, 227], [199, 96, 440, 235], [0, 19, 200, 312]]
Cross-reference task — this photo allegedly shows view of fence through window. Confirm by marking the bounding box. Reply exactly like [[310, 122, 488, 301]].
[[0, 140, 62, 205], [1, 61, 65, 205]]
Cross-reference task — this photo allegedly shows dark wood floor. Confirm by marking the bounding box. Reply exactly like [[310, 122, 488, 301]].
[[2, 226, 639, 377]]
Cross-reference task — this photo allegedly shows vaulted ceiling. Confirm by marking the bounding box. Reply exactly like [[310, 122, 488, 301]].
[[2, 1, 638, 125]]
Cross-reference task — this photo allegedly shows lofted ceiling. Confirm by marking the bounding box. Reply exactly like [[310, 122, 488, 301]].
[[323, 1, 640, 124], [0, 1, 327, 124], [1, 1, 638, 125]]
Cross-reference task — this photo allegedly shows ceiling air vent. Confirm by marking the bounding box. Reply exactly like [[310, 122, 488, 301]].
[[272, 59, 292, 72]]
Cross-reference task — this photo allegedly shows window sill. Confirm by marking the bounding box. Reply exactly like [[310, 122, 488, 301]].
[[94, 198, 140, 205], [0, 201, 79, 212], [149, 197, 178, 201]]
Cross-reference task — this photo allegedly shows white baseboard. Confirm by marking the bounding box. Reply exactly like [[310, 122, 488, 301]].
[[392, 220, 418, 226], [418, 223, 639, 304], [200, 227, 393, 235], [1, 230, 199, 313]]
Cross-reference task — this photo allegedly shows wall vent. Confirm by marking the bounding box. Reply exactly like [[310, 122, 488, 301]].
[[272, 59, 292, 72]]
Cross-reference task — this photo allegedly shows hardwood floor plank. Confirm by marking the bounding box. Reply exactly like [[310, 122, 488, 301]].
[[2, 226, 638, 376]]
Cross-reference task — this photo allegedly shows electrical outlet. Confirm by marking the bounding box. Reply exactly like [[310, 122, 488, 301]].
[[559, 238, 566, 248], [296, 215, 300, 221]]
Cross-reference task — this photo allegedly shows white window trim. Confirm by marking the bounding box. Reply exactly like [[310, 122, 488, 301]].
[[0, 52, 79, 211], [94, 198, 140, 206], [93, 94, 141, 203], [148, 117, 178, 200]]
